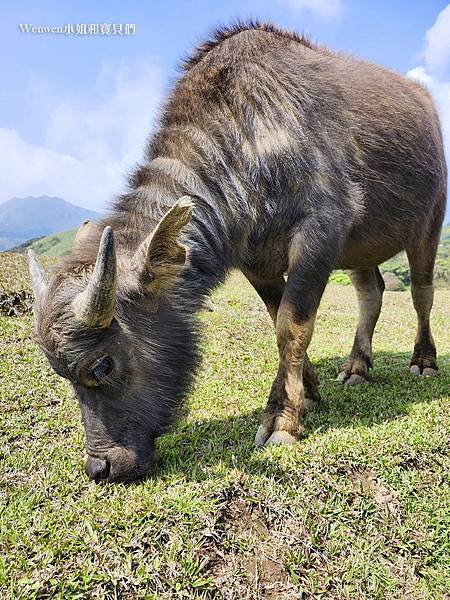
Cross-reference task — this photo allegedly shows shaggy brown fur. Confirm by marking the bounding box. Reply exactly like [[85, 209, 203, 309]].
[[30, 22, 447, 481]]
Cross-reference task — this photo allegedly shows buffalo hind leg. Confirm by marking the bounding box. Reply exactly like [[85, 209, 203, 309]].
[[245, 276, 321, 447], [406, 231, 440, 376], [339, 267, 384, 384]]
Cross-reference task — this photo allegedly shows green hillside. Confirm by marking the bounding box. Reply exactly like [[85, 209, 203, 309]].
[[329, 225, 450, 288], [381, 225, 450, 288], [10, 229, 77, 256]]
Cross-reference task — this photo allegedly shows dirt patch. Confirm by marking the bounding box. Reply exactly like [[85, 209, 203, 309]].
[[348, 468, 400, 517], [198, 485, 306, 599]]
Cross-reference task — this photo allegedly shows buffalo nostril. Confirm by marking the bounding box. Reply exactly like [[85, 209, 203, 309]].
[[85, 456, 110, 482]]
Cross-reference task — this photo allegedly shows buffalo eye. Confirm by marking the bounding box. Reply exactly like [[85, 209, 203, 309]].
[[91, 356, 114, 382]]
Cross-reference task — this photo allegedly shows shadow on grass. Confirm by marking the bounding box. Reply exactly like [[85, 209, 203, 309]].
[[154, 351, 449, 481]]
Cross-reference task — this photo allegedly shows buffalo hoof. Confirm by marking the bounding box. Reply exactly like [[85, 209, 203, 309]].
[[264, 430, 298, 447], [346, 373, 367, 385], [423, 367, 438, 377], [410, 365, 438, 377], [338, 371, 367, 385], [254, 424, 271, 448]]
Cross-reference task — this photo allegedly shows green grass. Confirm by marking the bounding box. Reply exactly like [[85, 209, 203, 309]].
[[0, 270, 449, 599], [0, 254, 56, 295]]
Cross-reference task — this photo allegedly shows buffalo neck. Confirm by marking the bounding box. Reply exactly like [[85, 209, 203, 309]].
[[110, 162, 232, 310]]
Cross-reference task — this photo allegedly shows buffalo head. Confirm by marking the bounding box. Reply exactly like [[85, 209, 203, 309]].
[[29, 197, 198, 482]]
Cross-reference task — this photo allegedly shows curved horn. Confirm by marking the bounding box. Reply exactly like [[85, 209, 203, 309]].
[[28, 249, 48, 303], [72, 226, 117, 328]]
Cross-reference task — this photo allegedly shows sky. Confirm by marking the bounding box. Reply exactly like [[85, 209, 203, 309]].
[[0, 0, 449, 219]]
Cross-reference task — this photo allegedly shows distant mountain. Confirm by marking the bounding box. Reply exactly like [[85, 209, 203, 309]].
[[0, 196, 101, 251]]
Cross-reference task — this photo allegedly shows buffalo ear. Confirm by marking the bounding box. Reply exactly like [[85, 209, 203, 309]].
[[73, 220, 99, 251], [135, 196, 194, 292]]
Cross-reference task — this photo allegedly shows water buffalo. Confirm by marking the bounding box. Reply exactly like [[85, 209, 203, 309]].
[[29, 22, 447, 482]]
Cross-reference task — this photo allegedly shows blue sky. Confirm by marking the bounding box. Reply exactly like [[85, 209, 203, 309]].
[[0, 0, 449, 218]]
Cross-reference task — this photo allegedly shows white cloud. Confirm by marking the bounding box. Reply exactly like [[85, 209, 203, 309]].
[[407, 67, 450, 151], [0, 128, 130, 210], [281, 0, 342, 19], [407, 6, 450, 215], [406, 66, 433, 87], [0, 60, 163, 211], [424, 4, 450, 76]]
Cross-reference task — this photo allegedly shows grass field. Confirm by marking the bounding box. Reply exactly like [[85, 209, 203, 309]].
[[0, 263, 449, 599]]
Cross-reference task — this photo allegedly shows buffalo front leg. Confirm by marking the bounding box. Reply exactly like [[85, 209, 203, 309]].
[[245, 275, 321, 438], [254, 348, 322, 447], [255, 307, 317, 446], [339, 267, 384, 384], [253, 236, 334, 447]]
